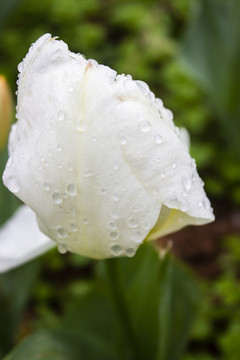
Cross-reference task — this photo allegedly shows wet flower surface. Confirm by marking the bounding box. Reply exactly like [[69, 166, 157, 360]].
[[1, 34, 214, 269]]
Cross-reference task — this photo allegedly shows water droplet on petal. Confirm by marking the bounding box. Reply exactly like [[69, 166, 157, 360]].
[[133, 230, 143, 243], [112, 194, 120, 202], [110, 244, 123, 256], [57, 110, 65, 121], [83, 218, 89, 225], [203, 197, 210, 210], [120, 136, 126, 145], [57, 226, 67, 239], [140, 120, 151, 132], [43, 182, 50, 191], [6, 176, 20, 193], [58, 243, 68, 254], [113, 162, 119, 170], [52, 191, 62, 204], [155, 135, 163, 144], [69, 222, 78, 232], [109, 231, 120, 241], [57, 145, 62, 151], [17, 61, 24, 73], [100, 188, 106, 195], [126, 248, 136, 257], [182, 177, 192, 191], [67, 182, 77, 196], [127, 217, 138, 229], [84, 170, 93, 177], [172, 162, 177, 169], [109, 222, 116, 229]]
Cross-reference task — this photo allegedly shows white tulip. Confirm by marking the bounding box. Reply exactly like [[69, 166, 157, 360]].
[[1, 34, 214, 272]]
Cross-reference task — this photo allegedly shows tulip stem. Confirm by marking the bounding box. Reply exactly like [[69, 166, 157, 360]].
[[104, 259, 139, 358]]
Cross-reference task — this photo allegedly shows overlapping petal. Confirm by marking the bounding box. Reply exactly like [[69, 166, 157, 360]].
[[2, 34, 214, 263], [0, 206, 55, 273]]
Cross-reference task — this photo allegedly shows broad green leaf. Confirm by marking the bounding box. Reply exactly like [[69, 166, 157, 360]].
[[4, 244, 200, 360], [157, 254, 200, 360], [0, 260, 40, 358], [182, 0, 240, 155]]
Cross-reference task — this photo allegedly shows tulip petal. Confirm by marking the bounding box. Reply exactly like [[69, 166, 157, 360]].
[[0, 206, 55, 273], [115, 86, 214, 238], [2, 34, 214, 260]]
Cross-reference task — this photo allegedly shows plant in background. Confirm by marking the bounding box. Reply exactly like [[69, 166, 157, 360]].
[[0, 75, 12, 151], [0, 34, 214, 360], [0, 34, 214, 272]]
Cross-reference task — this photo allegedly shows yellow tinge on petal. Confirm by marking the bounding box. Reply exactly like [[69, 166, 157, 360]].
[[0, 75, 13, 151]]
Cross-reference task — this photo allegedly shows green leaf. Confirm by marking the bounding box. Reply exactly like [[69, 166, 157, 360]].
[[0, 260, 40, 358], [157, 254, 200, 360], [4, 244, 200, 360], [182, 0, 240, 155]]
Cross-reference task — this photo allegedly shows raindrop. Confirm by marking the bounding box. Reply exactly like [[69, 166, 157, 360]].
[[140, 120, 151, 132], [17, 61, 24, 72], [124, 79, 135, 91], [58, 243, 68, 254], [109, 222, 116, 229], [110, 244, 123, 256], [68, 86, 74, 94], [133, 230, 143, 243], [203, 197, 210, 210], [172, 162, 177, 169], [142, 221, 151, 231], [57, 110, 65, 121], [57, 145, 62, 151], [155, 135, 163, 144], [109, 231, 120, 241], [43, 182, 50, 191], [182, 177, 192, 191], [160, 171, 166, 179], [101, 188, 106, 195], [136, 80, 149, 94], [52, 191, 62, 204], [111, 211, 121, 219], [69, 222, 78, 232], [119, 136, 126, 145], [83, 218, 89, 225], [113, 162, 119, 170], [84, 170, 93, 177], [92, 137, 97, 142], [6, 176, 20, 193], [112, 194, 120, 202], [68, 164, 74, 171], [6, 157, 13, 168], [57, 226, 67, 239], [127, 217, 138, 229], [67, 182, 77, 196], [126, 248, 136, 257]]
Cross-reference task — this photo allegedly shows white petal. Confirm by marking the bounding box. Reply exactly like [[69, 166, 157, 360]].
[[0, 206, 55, 273], [3, 34, 214, 260]]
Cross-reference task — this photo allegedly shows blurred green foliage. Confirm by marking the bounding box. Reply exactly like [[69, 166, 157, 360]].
[[0, 0, 240, 358]]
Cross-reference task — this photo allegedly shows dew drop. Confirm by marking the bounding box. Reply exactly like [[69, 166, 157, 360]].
[[17, 61, 24, 73], [172, 162, 177, 169], [111, 211, 121, 219], [109, 231, 120, 241], [100, 188, 106, 195], [112, 194, 120, 202], [6, 157, 13, 168], [67, 182, 77, 196], [140, 120, 151, 132], [52, 191, 62, 204], [57, 145, 62, 151], [83, 218, 89, 225], [58, 243, 68, 254], [127, 217, 138, 229], [113, 162, 119, 170], [119, 136, 126, 145], [110, 244, 123, 256], [126, 248, 136, 257], [203, 197, 210, 210], [109, 222, 116, 229], [43, 182, 50, 191], [69, 222, 78, 232], [57, 110, 65, 121], [155, 135, 163, 144], [84, 169, 93, 177], [133, 230, 143, 243], [6, 176, 20, 193], [57, 226, 67, 239], [182, 177, 192, 191]]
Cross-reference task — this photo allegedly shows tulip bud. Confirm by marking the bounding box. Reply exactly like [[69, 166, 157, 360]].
[[2, 34, 214, 261], [0, 75, 13, 151]]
